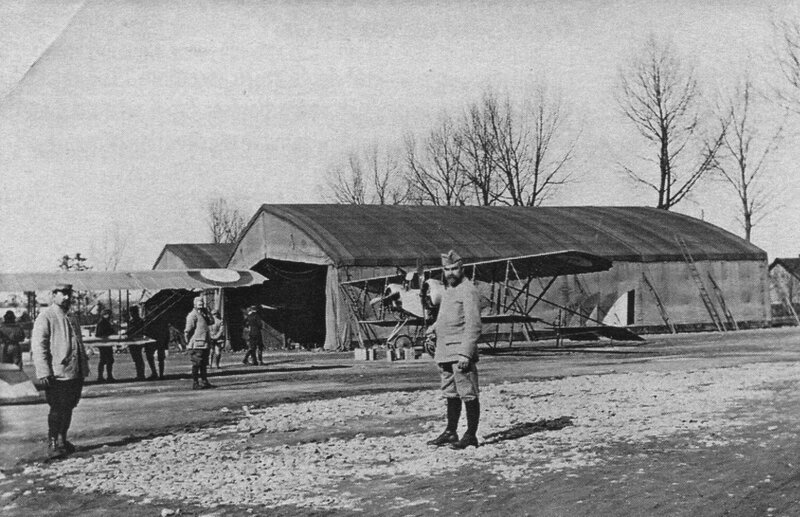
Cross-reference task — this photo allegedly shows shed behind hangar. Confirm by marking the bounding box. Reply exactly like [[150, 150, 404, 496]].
[[227, 205, 769, 350], [152, 243, 236, 270]]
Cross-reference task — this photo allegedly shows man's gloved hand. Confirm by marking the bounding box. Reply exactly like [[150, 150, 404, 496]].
[[37, 375, 55, 390], [457, 356, 470, 371]]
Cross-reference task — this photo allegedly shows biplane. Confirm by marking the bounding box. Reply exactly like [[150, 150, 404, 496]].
[[339, 250, 643, 354], [0, 268, 268, 332]]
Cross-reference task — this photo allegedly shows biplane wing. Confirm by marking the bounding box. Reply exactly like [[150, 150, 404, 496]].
[[481, 314, 543, 324], [0, 269, 268, 292], [340, 250, 611, 291], [340, 250, 627, 349], [358, 317, 426, 327]]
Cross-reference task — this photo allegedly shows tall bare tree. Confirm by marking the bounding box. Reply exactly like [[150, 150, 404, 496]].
[[616, 36, 724, 210], [404, 115, 468, 206], [774, 16, 800, 112], [207, 197, 246, 244], [712, 77, 785, 242], [458, 91, 506, 205], [325, 145, 409, 205], [458, 87, 578, 207]]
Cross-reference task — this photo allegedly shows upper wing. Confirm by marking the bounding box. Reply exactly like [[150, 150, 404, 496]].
[[341, 250, 611, 292], [0, 269, 268, 292], [428, 250, 612, 282]]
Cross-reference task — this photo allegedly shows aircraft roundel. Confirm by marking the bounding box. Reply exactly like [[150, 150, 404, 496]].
[[199, 269, 242, 283]]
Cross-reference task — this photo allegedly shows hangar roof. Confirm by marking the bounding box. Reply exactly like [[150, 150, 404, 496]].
[[152, 243, 235, 270], [232, 204, 766, 268]]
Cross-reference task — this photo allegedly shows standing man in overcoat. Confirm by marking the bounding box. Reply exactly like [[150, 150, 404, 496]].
[[184, 296, 215, 389], [426, 250, 483, 449], [31, 283, 90, 456]]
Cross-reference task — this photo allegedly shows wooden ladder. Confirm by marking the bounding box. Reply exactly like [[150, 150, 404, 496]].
[[706, 272, 739, 330], [642, 271, 676, 333], [780, 286, 800, 326], [675, 235, 725, 331]]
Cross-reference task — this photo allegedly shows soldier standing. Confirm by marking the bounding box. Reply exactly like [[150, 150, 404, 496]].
[[184, 296, 215, 389], [426, 250, 483, 449], [31, 283, 90, 456]]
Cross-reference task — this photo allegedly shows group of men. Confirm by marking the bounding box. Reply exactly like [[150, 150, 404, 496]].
[[30, 247, 483, 458], [93, 306, 168, 383]]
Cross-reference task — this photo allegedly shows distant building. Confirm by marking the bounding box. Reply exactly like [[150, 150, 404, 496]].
[[769, 258, 800, 320], [150, 242, 271, 350], [227, 205, 770, 350], [152, 243, 235, 270]]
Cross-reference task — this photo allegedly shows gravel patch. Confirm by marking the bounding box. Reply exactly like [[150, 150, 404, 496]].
[[28, 361, 798, 510]]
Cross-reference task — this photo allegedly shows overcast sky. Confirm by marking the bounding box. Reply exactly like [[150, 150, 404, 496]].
[[1, 0, 798, 272]]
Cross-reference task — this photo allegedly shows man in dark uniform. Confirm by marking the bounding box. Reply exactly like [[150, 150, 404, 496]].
[[31, 283, 90, 456], [126, 306, 146, 380], [426, 250, 483, 449], [242, 306, 264, 366], [0, 310, 25, 369], [94, 309, 117, 382]]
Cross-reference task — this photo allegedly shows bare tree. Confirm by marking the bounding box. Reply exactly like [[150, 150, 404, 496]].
[[518, 86, 579, 206], [458, 91, 506, 205], [365, 145, 410, 205], [616, 36, 724, 210], [712, 77, 785, 242], [404, 115, 469, 206], [459, 87, 578, 207], [774, 16, 800, 112], [58, 253, 91, 272], [326, 153, 366, 204], [96, 222, 129, 271], [325, 145, 409, 205], [207, 197, 246, 244]]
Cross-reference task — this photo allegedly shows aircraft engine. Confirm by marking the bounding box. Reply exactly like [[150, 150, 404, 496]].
[[370, 284, 404, 308], [423, 279, 444, 308]]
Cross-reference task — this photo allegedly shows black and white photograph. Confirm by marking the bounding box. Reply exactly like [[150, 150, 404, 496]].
[[2, 1, 800, 515]]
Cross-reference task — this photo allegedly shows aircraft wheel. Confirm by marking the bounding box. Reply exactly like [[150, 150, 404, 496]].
[[423, 335, 436, 357], [391, 335, 413, 349]]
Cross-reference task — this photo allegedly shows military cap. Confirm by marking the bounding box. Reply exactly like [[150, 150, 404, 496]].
[[52, 283, 73, 293], [440, 250, 463, 266]]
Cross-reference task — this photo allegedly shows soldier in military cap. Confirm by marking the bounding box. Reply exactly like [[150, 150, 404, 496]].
[[425, 250, 483, 449], [31, 283, 90, 456]]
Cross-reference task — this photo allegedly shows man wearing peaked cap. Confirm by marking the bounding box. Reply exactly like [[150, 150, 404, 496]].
[[425, 249, 482, 449], [440, 249, 462, 266], [31, 282, 90, 457]]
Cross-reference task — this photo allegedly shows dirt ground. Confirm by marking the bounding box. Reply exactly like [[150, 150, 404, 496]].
[[3, 327, 800, 516]]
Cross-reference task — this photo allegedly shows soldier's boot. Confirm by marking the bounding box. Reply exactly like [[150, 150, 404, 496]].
[[450, 399, 480, 449], [427, 397, 461, 446], [47, 437, 64, 458], [191, 365, 201, 390], [200, 365, 215, 389], [58, 435, 76, 454]]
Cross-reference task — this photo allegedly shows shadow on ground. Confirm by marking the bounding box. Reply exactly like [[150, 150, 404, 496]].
[[482, 416, 574, 445]]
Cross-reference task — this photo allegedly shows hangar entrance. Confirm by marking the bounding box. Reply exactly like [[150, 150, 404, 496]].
[[247, 259, 328, 348]]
